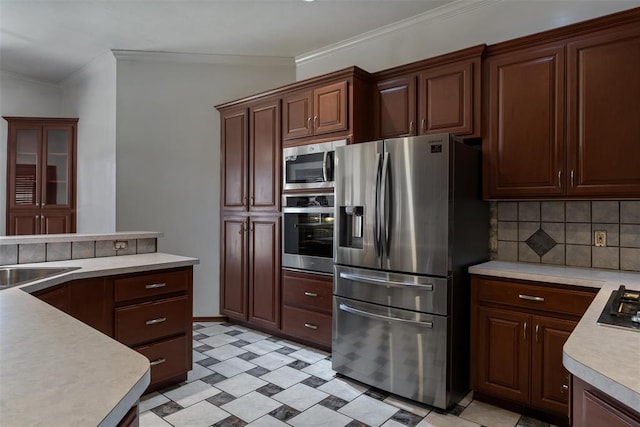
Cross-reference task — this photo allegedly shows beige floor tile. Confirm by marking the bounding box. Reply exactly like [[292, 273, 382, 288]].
[[459, 400, 520, 427]]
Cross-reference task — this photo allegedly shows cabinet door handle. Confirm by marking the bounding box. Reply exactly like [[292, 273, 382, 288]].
[[146, 317, 167, 325], [558, 170, 562, 189], [519, 294, 545, 302], [304, 323, 318, 330], [307, 117, 312, 129], [250, 195, 254, 206], [560, 384, 569, 394], [523, 322, 527, 341], [535, 324, 539, 343], [421, 118, 426, 132], [304, 292, 318, 297], [145, 283, 166, 289], [571, 170, 575, 187], [409, 121, 415, 134], [314, 115, 318, 128], [239, 224, 246, 234], [150, 358, 166, 366]]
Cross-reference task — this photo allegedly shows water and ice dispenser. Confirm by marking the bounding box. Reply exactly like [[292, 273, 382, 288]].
[[339, 205, 364, 249]]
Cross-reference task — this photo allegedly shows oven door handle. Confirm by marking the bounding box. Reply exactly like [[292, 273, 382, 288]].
[[339, 303, 433, 328], [322, 150, 328, 183], [339, 272, 434, 291]]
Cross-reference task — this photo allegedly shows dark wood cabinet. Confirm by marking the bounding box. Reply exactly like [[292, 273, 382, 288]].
[[4, 117, 77, 235], [67, 278, 113, 336], [471, 276, 596, 422], [281, 269, 332, 349], [221, 216, 249, 321], [373, 46, 483, 139], [484, 17, 640, 199], [572, 376, 640, 427], [34, 284, 69, 312], [221, 108, 248, 211], [248, 217, 281, 330], [283, 81, 347, 141]]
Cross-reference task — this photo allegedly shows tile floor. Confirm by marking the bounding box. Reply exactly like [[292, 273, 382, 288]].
[[139, 322, 553, 427]]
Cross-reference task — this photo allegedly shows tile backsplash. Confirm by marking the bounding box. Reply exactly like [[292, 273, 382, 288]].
[[490, 201, 640, 272]]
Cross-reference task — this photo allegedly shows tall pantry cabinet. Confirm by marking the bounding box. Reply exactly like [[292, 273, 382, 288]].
[[218, 97, 281, 332], [4, 117, 77, 235]]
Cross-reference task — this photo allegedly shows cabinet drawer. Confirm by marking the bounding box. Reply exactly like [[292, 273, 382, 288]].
[[135, 335, 189, 386], [282, 305, 332, 348], [475, 278, 596, 317], [115, 296, 188, 346], [114, 269, 189, 302], [282, 271, 332, 313]]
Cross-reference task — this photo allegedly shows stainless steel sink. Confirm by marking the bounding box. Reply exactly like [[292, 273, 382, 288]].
[[0, 267, 79, 290]]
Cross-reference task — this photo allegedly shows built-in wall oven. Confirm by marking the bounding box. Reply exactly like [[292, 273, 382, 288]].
[[282, 193, 335, 274], [283, 139, 346, 191]]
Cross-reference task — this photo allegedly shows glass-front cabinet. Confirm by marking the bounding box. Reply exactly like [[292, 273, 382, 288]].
[[5, 117, 77, 235]]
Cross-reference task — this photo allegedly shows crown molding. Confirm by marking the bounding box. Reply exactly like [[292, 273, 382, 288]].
[[111, 49, 294, 67], [295, 0, 500, 66], [0, 69, 61, 87]]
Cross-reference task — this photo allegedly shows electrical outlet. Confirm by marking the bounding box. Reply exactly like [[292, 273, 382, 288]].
[[113, 240, 128, 250], [594, 230, 607, 247]]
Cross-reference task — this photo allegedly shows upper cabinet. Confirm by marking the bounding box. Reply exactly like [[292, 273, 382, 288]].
[[282, 67, 373, 144], [373, 45, 483, 139], [4, 117, 77, 235], [220, 98, 281, 212], [484, 12, 640, 199]]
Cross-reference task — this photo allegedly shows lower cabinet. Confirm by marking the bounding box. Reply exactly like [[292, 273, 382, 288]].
[[470, 276, 596, 422], [572, 376, 640, 427], [34, 266, 194, 392], [281, 269, 333, 349]]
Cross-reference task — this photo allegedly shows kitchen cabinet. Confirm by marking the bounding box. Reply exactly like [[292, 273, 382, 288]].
[[572, 376, 640, 427], [281, 269, 332, 350], [470, 276, 596, 422], [484, 18, 640, 199], [373, 45, 483, 139], [281, 67, 373, 144], [113, 267, 193, 391], [67, 278, 113, 337], [221, 215, 280, 331], [220, 98, 280, 212], [33, 284, 68, 312], [4, 117, 77, 235]]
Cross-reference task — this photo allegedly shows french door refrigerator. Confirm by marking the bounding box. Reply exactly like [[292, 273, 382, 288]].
[[332, 134, 488, 409]]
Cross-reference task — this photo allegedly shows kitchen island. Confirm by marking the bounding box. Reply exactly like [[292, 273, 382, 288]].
[[0, 251, 198, 427], [469, 261, 640, 417]]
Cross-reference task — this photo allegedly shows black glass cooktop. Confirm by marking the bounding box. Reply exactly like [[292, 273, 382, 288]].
[[597, 286, 640, 332]]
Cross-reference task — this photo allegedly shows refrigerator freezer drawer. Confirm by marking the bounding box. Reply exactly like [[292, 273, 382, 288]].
[[334, 265, 449, 315], [332, 296, 449, 409]]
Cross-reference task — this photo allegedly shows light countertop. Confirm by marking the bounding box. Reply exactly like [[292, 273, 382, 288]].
[[0, 252, 199, 426], [470, 261, 640, 412]]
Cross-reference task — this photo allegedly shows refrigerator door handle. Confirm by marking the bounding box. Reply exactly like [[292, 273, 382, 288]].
[[380, 151, 390, 254], [374, 152, 382, 257], [339, 272, 434, 290], [339, 303, 434, 328]]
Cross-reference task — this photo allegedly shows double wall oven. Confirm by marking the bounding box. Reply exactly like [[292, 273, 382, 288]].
[[282, 139, 344, 274]]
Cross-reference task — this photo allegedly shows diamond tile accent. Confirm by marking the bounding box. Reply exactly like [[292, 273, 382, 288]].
[[525, 228, 556, 257]]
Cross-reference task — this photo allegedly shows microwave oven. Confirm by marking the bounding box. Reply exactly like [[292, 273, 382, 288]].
[[283, 139, 347, 191]]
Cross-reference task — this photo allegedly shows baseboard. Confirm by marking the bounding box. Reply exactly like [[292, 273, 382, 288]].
[[193, 316, 228, 323]]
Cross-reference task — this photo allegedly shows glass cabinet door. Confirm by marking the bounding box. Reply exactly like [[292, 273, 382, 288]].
[[42, 126, 73, 208], [13, 127, 41, 207]]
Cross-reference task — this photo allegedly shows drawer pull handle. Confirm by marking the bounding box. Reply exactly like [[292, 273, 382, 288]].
[[304, 323, 318, 330], [519, 294, 545, 302], [145, 283, 167, 289], [146, 317, 167, 325], [560, 384, 569, 394], [304, 292, 318, 297], [150, 358, 166, 366]]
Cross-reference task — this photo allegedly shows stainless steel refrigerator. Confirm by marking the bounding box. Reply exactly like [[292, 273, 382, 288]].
[[332, 134, 488, 409]]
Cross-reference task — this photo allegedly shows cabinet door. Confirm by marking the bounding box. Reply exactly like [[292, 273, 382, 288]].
[[221, 216, 249, 321], [418, 60, 475, 136], [221, 108, 249, 211], [34, 284, 68, 312], [485, 44, 565, 198], [41, 124, 74, 209], [572, 377, 640, 427], [283, 90, 313, 140], [375, 75, 416, 138], [531, 315, 575, 415], [7, 125, 42, 210], [477, 306, 530, 403], [8, 210, 41, 235], [67, 278, 113, 336], [566, 26, 640, 197], [249, 100, 280, 212], [314, 81, 348, 135], [248, 216, 280, 330], [41, 211, 73, 234]]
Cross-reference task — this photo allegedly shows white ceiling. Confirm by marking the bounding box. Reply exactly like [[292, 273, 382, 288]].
[[0, 0, 454, 83]]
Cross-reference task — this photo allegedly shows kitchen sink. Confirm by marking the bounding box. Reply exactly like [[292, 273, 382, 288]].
[[0, 267, 79, 290]]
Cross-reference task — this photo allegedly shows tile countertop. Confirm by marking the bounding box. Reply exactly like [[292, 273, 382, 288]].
[[469, 261, 640, 412], [0, 252, 199, 427]]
